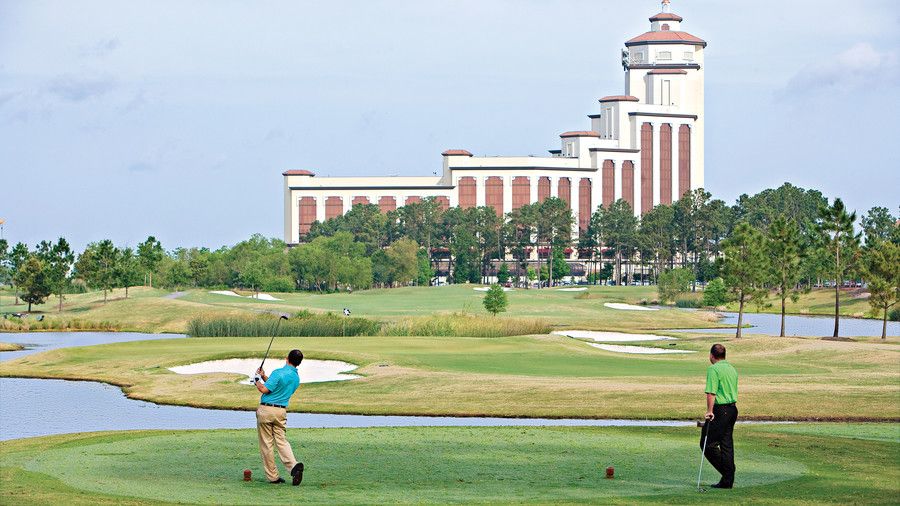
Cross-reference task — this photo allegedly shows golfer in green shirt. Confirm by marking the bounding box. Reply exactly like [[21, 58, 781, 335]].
[[702, 343, 738, 489]]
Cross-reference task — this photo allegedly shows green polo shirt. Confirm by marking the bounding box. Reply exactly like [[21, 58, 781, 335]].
[[705, 360, 738, 405]]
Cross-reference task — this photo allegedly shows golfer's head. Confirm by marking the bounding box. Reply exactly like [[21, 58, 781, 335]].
[[709, 344, 726, 364], [287, 349, 303, 367]]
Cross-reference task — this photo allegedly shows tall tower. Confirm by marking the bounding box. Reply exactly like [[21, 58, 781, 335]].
[[623, 0, 705, 188]]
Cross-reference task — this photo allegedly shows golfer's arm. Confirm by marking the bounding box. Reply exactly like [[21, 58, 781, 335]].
[[706, 393, 716, 413], [256, 382, 270, 394]]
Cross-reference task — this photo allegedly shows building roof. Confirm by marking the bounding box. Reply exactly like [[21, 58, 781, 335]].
[[442, 149, 473, 156], [598, 95, 640, 103], [626, 31, 707, 47], [282, 169, 315, 176], [648, 69, 688, 75], [649, 12, 683, 22], [560, 131, 601, 138]]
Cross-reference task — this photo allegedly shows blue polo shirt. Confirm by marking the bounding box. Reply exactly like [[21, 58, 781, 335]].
[[260, 363, 300, 406]]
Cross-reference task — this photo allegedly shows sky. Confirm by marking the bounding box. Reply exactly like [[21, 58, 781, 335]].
[[1, 0, 898, 251]]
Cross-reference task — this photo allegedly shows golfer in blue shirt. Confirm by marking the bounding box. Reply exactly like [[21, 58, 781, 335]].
[[254, 349, 304, 486]]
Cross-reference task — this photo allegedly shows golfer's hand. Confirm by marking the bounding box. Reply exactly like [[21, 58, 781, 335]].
[[257, 367, 265, 376], [705, 411, 715, 421]]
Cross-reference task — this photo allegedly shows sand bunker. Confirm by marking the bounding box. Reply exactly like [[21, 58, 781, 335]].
[[473, 287, 513, 292], [209, 290, 241, 297], [169, 358, 360, 385], [604, 302, 658, 311], [552, 330, 675, 342], [587, 343, 695, 354], [557, 287, 587, 292], [248, 293, 283, 301]]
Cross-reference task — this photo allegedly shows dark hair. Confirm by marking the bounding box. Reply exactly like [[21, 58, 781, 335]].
[[710, 344, 726, 359], [288, 349, 303, 366]]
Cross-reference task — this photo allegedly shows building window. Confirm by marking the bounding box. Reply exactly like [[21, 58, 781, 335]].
[[657, 51, 672, 61], [565, 141, 575, 157], [662, 80, 671, 105], [633, 52, 644, 63], [661, 23, 670, 31], [683, 51, 694, 61]]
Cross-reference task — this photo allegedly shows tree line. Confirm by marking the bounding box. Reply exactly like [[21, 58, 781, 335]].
[[0, 183, 896, 337]]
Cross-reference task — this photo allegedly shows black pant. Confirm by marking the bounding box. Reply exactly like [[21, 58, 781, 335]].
[[700, 403, 737, 486]]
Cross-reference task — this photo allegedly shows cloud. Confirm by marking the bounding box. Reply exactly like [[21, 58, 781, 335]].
[[45, 74, 117, 102], [127, 162, 156, 172], [81, 37, 121, 58], [781, 43, 899, 97]]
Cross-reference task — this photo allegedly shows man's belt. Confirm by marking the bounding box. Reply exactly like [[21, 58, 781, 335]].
[[261, 402, 287, 408]]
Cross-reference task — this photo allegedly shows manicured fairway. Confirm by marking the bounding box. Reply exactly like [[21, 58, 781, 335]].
[[1, 424, 897, 505], [2, 333, 897, 419]]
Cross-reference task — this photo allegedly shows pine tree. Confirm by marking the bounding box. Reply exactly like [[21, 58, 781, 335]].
[[767, 218, 805, 336], [817, 199, 861, 338], [721, 222, 769, 338], [483, 284, 508, 316]]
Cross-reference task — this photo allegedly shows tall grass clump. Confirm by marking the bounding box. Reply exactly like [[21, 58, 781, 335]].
[[383, 313, 551, 338], [188, 313, 381, 337], [0, 318, 119, 332]]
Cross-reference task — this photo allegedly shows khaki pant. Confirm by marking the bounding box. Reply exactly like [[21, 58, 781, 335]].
[[256, 405, 298, 482]]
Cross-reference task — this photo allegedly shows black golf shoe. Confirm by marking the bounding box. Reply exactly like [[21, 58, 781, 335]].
[[291, 462, 304, 486], [269, 477, 285, 484], [710, 482, 733, 489]]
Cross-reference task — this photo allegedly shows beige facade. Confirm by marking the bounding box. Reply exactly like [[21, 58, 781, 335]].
[[284, 1, 705, 245]]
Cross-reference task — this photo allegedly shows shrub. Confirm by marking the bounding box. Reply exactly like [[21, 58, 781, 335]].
[[657, 268, 694, 304], [675, 297, 701, 308], [483, 284, 508, 316], [702, 277, 729, 307], [889, 306, 900, 322]]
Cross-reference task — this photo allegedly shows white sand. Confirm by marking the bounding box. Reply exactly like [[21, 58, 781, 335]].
[[169, 358, 360, 385], [209, 290, 241, 297], [557, 287, 587, 292], [604, 302, 658, 311], [587, 343, 695, 354], [473, 287, 513, 292], [552, 330, 675, 342], [249, 293, 283, 301]]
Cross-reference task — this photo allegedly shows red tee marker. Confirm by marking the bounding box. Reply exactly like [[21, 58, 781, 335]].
[[243, 469, 252, 481], [606, 466, 614, 479]]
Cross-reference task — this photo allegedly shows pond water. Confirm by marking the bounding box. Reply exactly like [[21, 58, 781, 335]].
[[677, 312, 898, 338], [0, 332, 699, 441]]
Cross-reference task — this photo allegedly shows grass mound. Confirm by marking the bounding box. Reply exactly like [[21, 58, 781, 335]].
[[0, 426, 852, 505]]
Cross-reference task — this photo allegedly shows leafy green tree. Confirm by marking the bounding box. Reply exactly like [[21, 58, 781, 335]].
[[818, 198, 861, 338], [16, 256, 51, 311], [416, 249, 434, 286], [551, 247, 570, 281], [9, 242, 29, 305], [505, 204, 538, 287], [385, 238, 419, 287], [36, 238, 74, 312], [602, 199, 638, 285], [721, 222, 769, 338], [0, 239, 8, 288], [657, 268, 694, 304], [580, 206, 606, 284], [483, 284, 508, 316], [860, 206, 896, 246], [240, 260, 266, 295], [639, 204, 676, 283], [862, 241, 900, 339], [767, 217, 806, 336], [702, 277, 728, 307], [75, 240, 119, 303], [536, 198, 573, 288], [497, 263, 510, 284], [137, 236, 164, 288], [116, 247, 143, 298]]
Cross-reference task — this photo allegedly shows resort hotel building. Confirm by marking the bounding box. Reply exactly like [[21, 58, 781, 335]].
[[284, 1, 705, 253]]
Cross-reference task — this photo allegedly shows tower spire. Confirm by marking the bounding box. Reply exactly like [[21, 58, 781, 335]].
[[662, 0, 671, 13]]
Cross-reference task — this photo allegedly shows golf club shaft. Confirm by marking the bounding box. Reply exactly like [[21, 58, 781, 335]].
[[259, 316, 287, 372], [697, 424, 709, 490]]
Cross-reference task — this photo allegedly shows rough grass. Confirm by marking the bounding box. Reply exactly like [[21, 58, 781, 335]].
[[2, 333, 897, 420], [1, 317, 119, 332], [0, 342, 23, 352], [382, 313, 551, 337], [0, 425, 896, 505], [187, 314, 382, 337]]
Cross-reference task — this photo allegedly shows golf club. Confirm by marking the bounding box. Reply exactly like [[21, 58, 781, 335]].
[[254, 315, 288, 383], [697, 419, 709, 492]]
